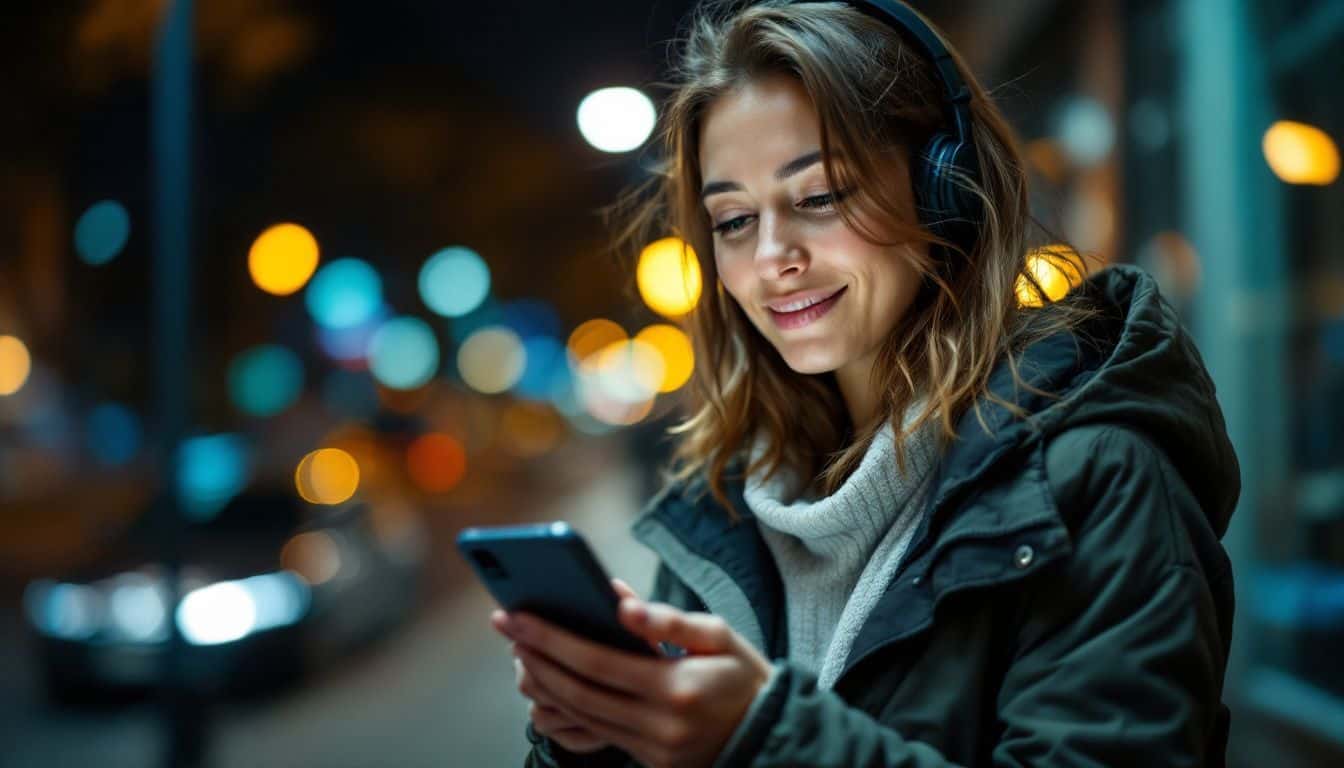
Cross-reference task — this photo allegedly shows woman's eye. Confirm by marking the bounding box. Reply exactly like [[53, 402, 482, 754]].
[[713, 215, 753, 235], [799, 188, 849, 210]]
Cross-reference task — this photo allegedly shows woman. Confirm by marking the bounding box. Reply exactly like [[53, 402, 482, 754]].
[[492, 1, 1239, 766]]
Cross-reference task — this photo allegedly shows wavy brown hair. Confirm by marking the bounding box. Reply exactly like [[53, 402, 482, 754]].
[[611, 0, 1100, 518]]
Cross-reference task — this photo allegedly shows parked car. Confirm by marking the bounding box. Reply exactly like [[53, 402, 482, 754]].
[[22, 487, 426, 705]]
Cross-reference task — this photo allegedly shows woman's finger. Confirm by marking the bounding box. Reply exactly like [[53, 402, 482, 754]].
[[518, 655, 615, 753], [611, 577, 640, 600], [529, 701, 611, 754]]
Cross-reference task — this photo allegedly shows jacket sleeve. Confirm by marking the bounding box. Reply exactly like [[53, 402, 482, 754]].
[[522, 563, 697, 767], [708, 425, 1231, 767]]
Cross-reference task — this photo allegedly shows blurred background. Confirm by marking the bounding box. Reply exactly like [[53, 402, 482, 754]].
[[1, 0, 1341, 766]]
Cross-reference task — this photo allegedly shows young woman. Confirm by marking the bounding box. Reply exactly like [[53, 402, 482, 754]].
[[492, 1, 1239, 766]]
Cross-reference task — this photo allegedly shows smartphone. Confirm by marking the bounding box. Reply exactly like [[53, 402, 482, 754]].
[[457, 521, 660, 657]]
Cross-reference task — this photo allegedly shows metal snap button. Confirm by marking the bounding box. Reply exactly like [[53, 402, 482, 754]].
[[912, 575, 923, 587], [1014, 544, 1035, 569]]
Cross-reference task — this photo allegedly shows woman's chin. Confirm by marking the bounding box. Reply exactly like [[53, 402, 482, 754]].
[[778, 349, 843, 376]]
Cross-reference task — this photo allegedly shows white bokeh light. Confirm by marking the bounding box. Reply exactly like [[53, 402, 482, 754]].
[[177, 581, 257, 646], [577, 87, 657, 153]]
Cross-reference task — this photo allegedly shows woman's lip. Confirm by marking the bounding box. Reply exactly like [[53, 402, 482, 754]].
[[764, 286, 845, 312], [767, 286, 846, 330]]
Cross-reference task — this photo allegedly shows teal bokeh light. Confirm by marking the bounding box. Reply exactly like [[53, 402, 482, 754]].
[[86, 402, 142, 467], [305, 258, 383, 330], [74, 200, 131, 266], [419, 246, 490, 317], [368, 316, 440, 390], [228, 345, 304, 417], [178, 434, 249, 521]]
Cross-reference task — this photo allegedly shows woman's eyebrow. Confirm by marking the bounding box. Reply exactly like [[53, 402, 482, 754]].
[[700, 149, 824, 200]]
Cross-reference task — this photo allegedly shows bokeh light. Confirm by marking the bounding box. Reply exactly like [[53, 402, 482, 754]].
[[594, 339, 664, 403], [305, 258, 383, 329], [178, 434, 250, 521], [177, 582, 255, 646], [368, 316, 440, 390], [637, 238, 702, 317], [406, 433, 467, 493], [24, 581, 99, 640], [295, 447, 360, 505], [500, 402, 565, 458], [228, 344, 304, 417], [419, 246, 491, 318], [1054, 96, 1115, 167], [281, 531, 342, 586], [572, 339, 663, 427], [502, 299, 563, 341], [1139, 231, 1202, 301], [1016, 247, 1085, 308], [457, 326, 526, 394], [513, 336, 571, 401], [567, 319, 627, 368], [634, 324, 695, 393], [249, 222, 319, 296], [1263, 120, 1340, 186], [577, 87, 657, 153], [108, 573, 167, 642], [0, 335, 32, 396], [86, 402, 142, 467], [315, 304, 388, 368], [74, 200, 131, 266]]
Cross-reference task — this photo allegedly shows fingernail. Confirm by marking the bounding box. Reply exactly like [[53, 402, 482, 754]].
[[626, 599, 647, 623]]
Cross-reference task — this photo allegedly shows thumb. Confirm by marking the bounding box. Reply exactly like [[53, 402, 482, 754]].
[[622, 601, 736, 655]]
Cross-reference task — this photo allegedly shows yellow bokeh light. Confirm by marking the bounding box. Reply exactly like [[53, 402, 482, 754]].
[[634, 324, 695, 392], [295, 448, 360, 505], [249, 223, 320, 295], [1263, 120, 1340, 186], [567, 319, 627, 369], [637, 237, 702, 317], [0, 335, 32, 396], [1016, 246, 1084, 308]]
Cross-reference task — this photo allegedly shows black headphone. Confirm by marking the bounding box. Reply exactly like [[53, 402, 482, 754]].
[[795, 0, 984, 255]]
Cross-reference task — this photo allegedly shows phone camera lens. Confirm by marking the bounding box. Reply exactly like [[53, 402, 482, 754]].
[[471, 550, 509, 579]]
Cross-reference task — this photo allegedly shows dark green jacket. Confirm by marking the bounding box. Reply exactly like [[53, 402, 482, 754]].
[[526, 265, 1239, 767]]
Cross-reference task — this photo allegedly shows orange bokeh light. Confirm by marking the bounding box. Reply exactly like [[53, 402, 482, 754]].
[[407, 432, 467, 494]]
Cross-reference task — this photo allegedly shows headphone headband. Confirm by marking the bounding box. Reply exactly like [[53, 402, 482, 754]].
[[790, 0, 984, 254], [796, 0, 973, 145]]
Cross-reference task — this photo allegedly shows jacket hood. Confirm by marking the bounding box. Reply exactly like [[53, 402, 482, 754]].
[[932, 263, 1241, 538]]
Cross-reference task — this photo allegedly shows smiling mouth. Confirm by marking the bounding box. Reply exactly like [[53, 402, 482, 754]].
[[767, 286, 846, 330]]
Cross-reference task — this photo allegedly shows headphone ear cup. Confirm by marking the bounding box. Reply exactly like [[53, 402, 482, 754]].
[[915, 133, 983, 254]]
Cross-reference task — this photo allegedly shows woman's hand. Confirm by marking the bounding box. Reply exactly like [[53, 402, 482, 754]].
[[494, 583, 774, 768], [494, 578, 649, 755]]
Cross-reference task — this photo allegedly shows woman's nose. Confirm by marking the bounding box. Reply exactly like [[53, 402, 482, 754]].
[[754, 212, 807, 280]]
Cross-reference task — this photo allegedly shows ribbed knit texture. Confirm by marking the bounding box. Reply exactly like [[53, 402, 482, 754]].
[[744, 408, 939, 690]]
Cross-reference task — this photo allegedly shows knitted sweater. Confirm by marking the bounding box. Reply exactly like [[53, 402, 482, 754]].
[[743, 411, 939, 690]]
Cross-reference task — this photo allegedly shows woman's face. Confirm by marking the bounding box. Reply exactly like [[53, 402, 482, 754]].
[[698, 74, 926, 380]]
